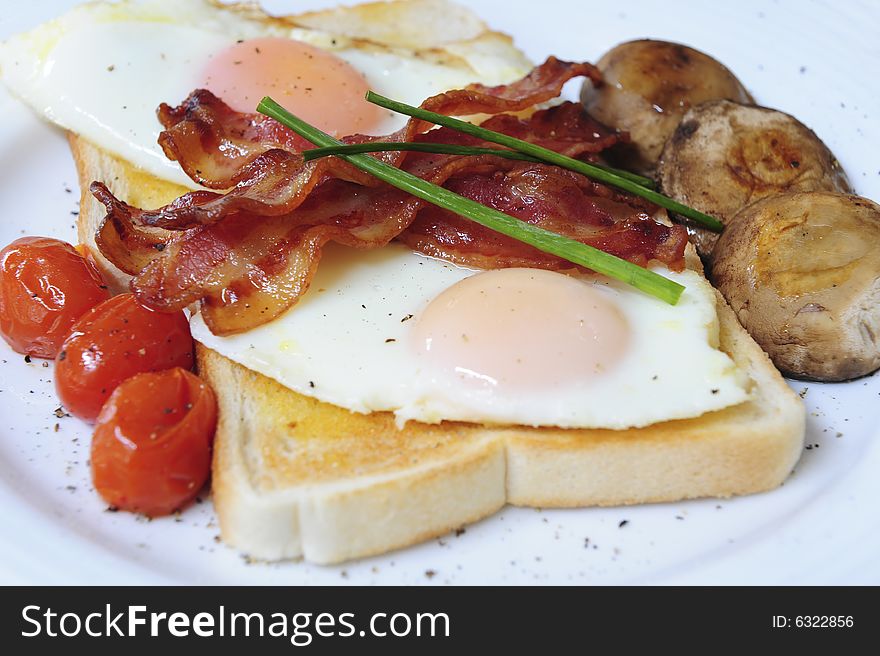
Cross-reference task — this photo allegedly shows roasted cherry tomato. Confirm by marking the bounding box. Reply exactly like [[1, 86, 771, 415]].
[[55, 293, 194, 422], [0, 237, 110, 358], [91, 368, 217, 516]]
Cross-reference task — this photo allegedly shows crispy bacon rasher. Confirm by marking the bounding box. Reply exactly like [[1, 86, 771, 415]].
[[92, 58, 687, 336]]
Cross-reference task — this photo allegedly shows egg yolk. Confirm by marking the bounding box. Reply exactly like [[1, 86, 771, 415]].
[[412, 268, 631, 393], [201, 37, 386, 136]]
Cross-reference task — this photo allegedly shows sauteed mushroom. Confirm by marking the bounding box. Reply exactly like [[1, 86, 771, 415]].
[[659, 100, 851, 257], [581, 39, 752, 174], [712, 191, 880, 381]]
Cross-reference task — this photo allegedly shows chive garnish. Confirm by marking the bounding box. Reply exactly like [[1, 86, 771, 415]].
[[365, 91, 722, 232], [257, 97, 684, 305], [302, 142, 655, 189]]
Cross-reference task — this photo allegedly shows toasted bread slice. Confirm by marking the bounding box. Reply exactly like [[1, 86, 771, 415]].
[[71, 133, 805, 565]]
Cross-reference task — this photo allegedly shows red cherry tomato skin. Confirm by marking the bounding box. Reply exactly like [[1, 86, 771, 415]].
[[0, 237, 110, 358], [55, 294, 194, 422], [91, 368, 217, 516]]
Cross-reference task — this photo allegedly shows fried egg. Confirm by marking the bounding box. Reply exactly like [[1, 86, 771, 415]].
[[0, 0, 532, 188], [192, 244, 751, 429]]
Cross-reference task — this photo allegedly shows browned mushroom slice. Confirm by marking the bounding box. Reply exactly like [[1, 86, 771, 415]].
[[581, 39, 752, 175], [659, 100, 851, 258], [712, 191, 880, 382]]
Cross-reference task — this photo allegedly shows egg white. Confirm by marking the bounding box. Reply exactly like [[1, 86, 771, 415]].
[[191, 244, 751, 429], [0, 0, 532, 188]]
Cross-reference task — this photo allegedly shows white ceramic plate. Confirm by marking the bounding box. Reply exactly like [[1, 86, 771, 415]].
[[1, 0, 878, 585]]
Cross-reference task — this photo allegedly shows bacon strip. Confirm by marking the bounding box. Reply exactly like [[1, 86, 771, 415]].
[[95, 153, 524, 334], [157, 91, 311, 189], [92, 58, 686, 336], [399, 163, 686, 271], [134, 57, 606, 229], [419, 58, 602, 124], [159, 57, 599, 187], [128, 182, 425, 334]]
